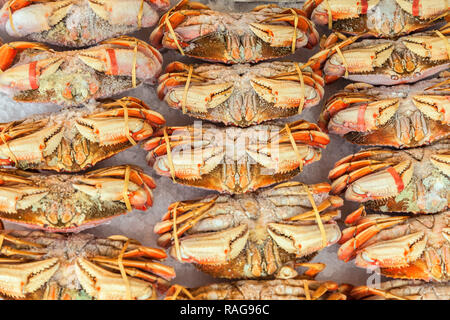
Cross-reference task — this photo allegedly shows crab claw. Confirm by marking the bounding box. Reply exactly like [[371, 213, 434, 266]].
[[403, 35, 450, 62], [412, 95, 450, 123], [249, 23, 308, 48], [75, 258, 154, 300], [250, 76, 322, 109], [344, 160, 413, 202], [4, 0, 73, 37], [0, 258, 59, 298], [0, 57, 63, 91], [355, 232, 427, 269], [87, 0, 165, 28], [396, 0, 449, 19], [0, 41, 49, 72], [170, 224, 249, 264], [267, 222, 341, 256], [0, 186, 48, 214]]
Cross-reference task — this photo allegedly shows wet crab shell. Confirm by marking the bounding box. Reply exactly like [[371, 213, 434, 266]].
[[338, 210, 450, 282], [318, 74, 450, 148], [0, 165, 156, 232], [329, 141, 449, 214], [0, 97, 165, 172], [142, 120, 330, 194], [166, 279, 348, 300], [158, 61, 325, 127], [321, 30, 450, 85], [149, 0, 319, 64], [154, 181, 343, 279], [350, 280, 450, 300], [0, 0, 170, 47], [0, 226, 175, 300], [303, 0, 449, 38], [0, 37, 163, 106]]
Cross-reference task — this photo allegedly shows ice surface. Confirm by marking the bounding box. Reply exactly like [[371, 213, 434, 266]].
[[0, 0, 381, 296]]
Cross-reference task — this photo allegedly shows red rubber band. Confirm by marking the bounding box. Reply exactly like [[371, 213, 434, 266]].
[[357, 103, 367, 131], [29, 61, 38, 90], [361, 0, 368, 14], [107, 48, 118, 75], [386, 167, 404, 193], [412, 0, 420, 16]]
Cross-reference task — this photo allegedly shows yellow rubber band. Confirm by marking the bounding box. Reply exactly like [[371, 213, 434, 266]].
[[284, 124, 303, 172], [304, 280, 311, 300], [7, 0, 17, 34], [335, 45, 349, 77], [118, 100, 137, 146], [182, 65, 193, 114], [132, 42, 138, 88], [289, 9, 298, 54], [435, 30, 450, 61], [324, 0, 333, 29], [171, 202, 182, 262], [138, 0, 144, 29], [294, 62, 305, 114], [165, 13, 185, 56], [122, 166, 132, 212], [303, 184, 327, 248], [117, 239, 132, 300], [163, 127, 176, 182]]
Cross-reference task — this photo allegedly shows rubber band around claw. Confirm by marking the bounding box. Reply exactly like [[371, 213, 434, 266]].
[[324, 0, 333, 29], [165, 13, 185, 55], [284, 124, 304, 172], [122, 165, 133, 212], [171, 202, 182, 262], [117, 239, 132, 300], [289, 9, 298, 54], [138, 0, 144, 29], [117, 100, 137, 146], [302, 183, 328, 248], [304, 280, 311, 300], [335, 45, 349, 77], [294, 63, 305, 114], [163, 127, 176, 182], [182, 65, 193, 114]]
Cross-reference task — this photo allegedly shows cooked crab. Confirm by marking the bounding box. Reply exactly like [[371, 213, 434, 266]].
[[338, 208, 450, 282], [350, 280, 450, 300], [310, 28, 450, 84], [0, 222, 175, 300], [0, 165, 155, 232], [0, 37, 163, 106], [143, 120, 329, 193], [303, 0, 448, 38], [157, 61, 325, 126], [319, 73, 450, 148], [329, 141, 449, 214], [154, 181, 343, 279], [0, 0, 170, 47], [165, 278, 349, 300], [149, 0, 319, 64], [0, 97, 165, 172]]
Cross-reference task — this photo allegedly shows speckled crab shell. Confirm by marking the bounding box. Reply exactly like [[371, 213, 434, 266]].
[[318, 73, 450, 148], [0, 37, 163, 106], [0, 165, 156, 232], [157, 61, 325, 127], [149, 0, 319, 64], [0, 225, 175, 300], [154, 181, 343, 279], [329, 141, 449, 214], [303, 0, 449, 38], [0, 0, 170, 47]]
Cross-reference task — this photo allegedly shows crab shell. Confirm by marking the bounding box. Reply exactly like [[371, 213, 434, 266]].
[[329, 141, 450, 214], [0, 97, 165, 172], [0, 0, 170, 47], [0, 165, 155, 232], [158, 61, 325, 127], [320, 30, 450, 85], [350, 280, 450, 300], [154, 181, 343, 279], [0, 36, 163, 106], [338, 210, 450, 282], [303, 0, 449, 38], [318, 74, 450, 148], [166, 279, 348, 300], [149, 0, 319, 64], [0, 226, 175, 300], [142, 120, 329, 194]]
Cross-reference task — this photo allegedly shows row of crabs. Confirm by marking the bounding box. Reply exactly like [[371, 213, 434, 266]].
[[0, 0, 448, 300]]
